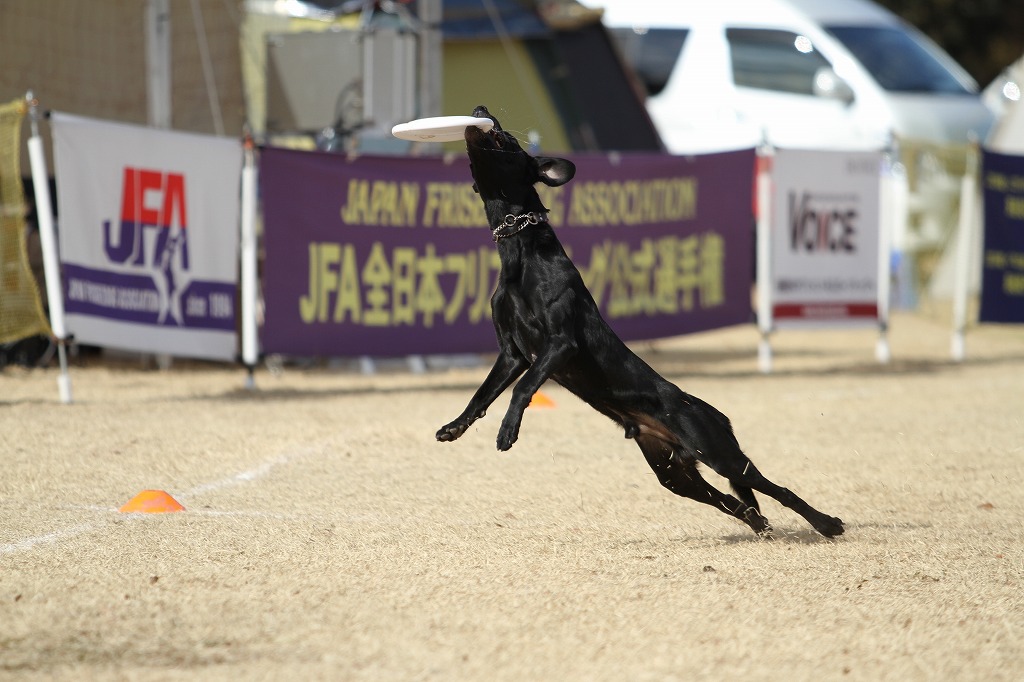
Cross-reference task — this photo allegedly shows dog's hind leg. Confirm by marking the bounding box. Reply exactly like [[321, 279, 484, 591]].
[[635, 435, 773, 537], [730, 482, 760, 513], [705, 454, 844, 538]]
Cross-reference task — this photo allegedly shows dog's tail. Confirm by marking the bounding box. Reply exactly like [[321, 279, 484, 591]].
[[731, 483, 760, 512]]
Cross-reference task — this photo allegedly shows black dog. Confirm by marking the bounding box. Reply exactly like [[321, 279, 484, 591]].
[[436, 106, 844, 539]]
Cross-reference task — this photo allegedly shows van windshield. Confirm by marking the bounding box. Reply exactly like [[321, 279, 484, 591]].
[[609, 27, 689, 96], [824, 25, 973, 94]]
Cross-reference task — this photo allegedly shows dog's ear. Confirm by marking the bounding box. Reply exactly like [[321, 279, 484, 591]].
[[535, 157, 576, 187]]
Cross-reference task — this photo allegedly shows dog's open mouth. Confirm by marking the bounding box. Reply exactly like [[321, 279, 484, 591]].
[[468, 106, 511, 150], [486, 127, 507, 149], [466, 123, 507, 150]]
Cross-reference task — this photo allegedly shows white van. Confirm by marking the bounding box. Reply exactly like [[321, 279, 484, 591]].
[[580, 0, 995, 153]]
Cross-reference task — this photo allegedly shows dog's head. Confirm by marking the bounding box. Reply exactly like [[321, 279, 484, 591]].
[[465, 105, 575, 216]]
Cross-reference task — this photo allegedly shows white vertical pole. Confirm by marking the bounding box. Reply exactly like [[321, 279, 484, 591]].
[[756, 146, 774, 374], [418, 0, 443, 118], [362, 32, 375, 127], [951, 142, 979, 362], [146, 0, 172, 129], [240, 132, 259, 389], [147, 0, 172, 370], [26, 92, 72, 404], [188, 0, 224, 136], [876, 150, 892, 364]]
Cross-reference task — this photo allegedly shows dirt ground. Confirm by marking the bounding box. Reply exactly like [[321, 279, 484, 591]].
[[2, 311, 1023, 681]]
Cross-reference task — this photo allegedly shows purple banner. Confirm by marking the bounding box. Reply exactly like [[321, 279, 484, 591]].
[[260, 147, 755, 356], [981, 149, 1024, 323]]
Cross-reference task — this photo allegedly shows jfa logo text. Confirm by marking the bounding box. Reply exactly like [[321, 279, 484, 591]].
[[103, 167, 190, 324]]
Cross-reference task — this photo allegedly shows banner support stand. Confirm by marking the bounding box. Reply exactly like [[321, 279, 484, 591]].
[[951, 140, 979, 362], [26, 92, 72, 404], [876, 146, 895, 364], [755, 144, 774, 374], [240, 127, 259, 389]]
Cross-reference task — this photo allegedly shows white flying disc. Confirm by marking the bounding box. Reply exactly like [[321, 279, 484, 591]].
[[391, 115, 494, 142]]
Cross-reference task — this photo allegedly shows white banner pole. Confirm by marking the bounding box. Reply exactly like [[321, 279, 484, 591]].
[[26, 92, 72, 404], [756, 145, 774, 374], [951, 141, 979, 362], [876, 150, 893, 364], [240, 131, 259, 388]]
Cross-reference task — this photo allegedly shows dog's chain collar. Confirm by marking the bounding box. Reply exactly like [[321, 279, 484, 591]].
[[491, 211, 548, 242]]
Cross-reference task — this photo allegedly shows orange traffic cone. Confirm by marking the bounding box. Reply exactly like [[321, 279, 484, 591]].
[[119, 490, 185, 513], [529, 391, 556, 408]]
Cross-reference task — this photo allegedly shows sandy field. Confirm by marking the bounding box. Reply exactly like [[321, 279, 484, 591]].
[[1, 311, 1023, 681]]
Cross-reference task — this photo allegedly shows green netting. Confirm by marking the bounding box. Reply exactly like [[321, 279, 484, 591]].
[[0, 98, 51, 345]]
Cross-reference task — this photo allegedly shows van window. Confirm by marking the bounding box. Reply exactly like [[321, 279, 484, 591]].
[[609, 27, 689, 96], [823, 26, 972, 94], [726, 28, 832, 95]]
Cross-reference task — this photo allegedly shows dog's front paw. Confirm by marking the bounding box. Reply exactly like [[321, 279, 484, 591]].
[[496, 419, 519, 451], [436, 420, 470, 442]]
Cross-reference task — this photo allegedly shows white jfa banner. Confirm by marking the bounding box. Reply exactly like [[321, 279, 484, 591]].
[[52, 114, 242, 360], [770, 148, 883, 327]]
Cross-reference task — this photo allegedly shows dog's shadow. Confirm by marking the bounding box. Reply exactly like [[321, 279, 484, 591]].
[[716, 527, 842, 545], [715, 519, 932, 545]]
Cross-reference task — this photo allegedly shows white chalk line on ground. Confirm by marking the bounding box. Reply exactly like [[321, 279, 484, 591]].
[[58, 505, 450, 526], [59, 504, 309, 522], [0, 523, 101, 555], [179, 452, 298, 500], [0, 446, 321, 557]]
